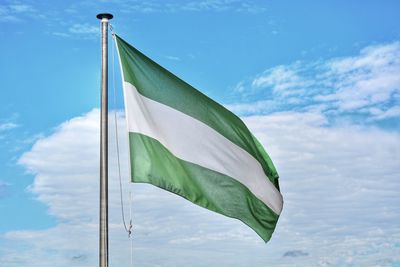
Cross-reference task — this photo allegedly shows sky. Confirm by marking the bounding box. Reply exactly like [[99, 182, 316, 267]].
[[0, 0, 399, 266]]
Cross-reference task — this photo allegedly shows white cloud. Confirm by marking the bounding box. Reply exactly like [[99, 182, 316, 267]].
[[51, 23, 99, 40], [52, 32, 70, 38], [0, 4, 19, 22], [0, 3, 37, 22], [319, 42, 400, 111], [243, 111, 400, 266], [8, 4, 35, 13], [232, 42, 400, 121], [367, 106, 400, 121], [68, 23, 98, 35], [180, 0, 266, 13], [165, 55, 181, 61], [0, 120, 19, 142], [252, 63, 312, 95], [0, 122, 18, 132], [225, 99, 276, 114], [1, 108, 399, 266], [233, 81, 245, 93], [116, 0, 267, 14]]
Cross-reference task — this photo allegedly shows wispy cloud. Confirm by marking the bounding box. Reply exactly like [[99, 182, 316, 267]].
[[224, 99, 276, 114], [180, 0, 266, 13], [318, 42, 400, 111], [51, 32, 70, 38], [68, 23, 98, 35], [165, 55, 181, 61], [115, 0, 267, 14], [252, 63, 312, 95], [231, 42, 400, 124], [364, 106, 400, 122], [0, 3, 38, 22], [0, 119, 19, 142], [8, 4, 35, 13], [283, 250, 309, 257], [1, 108, 399, 266], [0, 122, 18, 132], [0, 181, 10, 199], [52, 23, 99, 39]]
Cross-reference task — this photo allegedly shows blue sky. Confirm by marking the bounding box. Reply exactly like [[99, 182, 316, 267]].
[[0, 0, 399, 266]]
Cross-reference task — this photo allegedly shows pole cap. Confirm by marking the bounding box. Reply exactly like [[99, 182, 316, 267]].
[[96, 13, 113, 20]]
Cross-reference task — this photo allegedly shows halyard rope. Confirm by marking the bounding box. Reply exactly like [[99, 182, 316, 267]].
[[111, 25, 133, 238]]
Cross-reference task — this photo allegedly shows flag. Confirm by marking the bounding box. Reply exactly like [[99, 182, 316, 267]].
[[115, 35, 283, 242]]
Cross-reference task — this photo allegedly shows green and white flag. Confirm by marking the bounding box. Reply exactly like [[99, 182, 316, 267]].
[[115, 35, 283, 242]]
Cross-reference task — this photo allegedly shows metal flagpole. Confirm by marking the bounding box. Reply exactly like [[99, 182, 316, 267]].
[[97, 13, 113, 267]]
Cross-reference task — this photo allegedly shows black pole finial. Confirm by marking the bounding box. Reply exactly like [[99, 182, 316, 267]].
[[96, 13, 113, 20]]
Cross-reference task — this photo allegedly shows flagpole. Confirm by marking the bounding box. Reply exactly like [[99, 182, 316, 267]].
[[97, 12, 113, 267]]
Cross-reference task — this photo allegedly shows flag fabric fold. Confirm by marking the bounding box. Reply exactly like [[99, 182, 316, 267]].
[[115, 34, 283, 242]]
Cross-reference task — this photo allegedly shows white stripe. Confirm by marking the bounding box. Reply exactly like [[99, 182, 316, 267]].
[[123, 81, 283, 215]]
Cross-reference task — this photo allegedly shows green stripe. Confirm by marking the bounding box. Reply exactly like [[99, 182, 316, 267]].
[[129, 132, 279, 242], [116, 35, 280, 189]]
